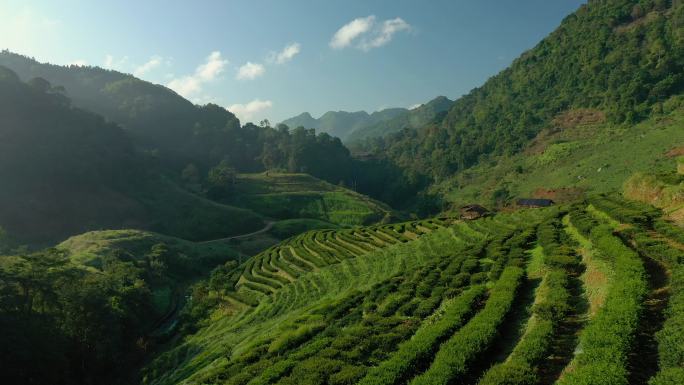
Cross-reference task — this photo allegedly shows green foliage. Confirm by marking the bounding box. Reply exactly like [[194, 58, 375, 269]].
[[268, 322, 328, 354], [477, 214, 575, 385], [364, 0, 684, 183], [409, 266, 525, 385], [207, 159, 237, 198], [357, 286, 486, 385], [230, 172, 393, 226], [0, 248, 155, 384], [650, 368, 684, 385], [269, 219, 339, 239], [345, 96, 454, 143], [559, 208, 648, 385], [588, 193, 661, 226], [654, 219, 684, 246]]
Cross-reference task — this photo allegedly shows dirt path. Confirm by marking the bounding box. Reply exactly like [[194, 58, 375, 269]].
[[200, 220, 275, 244], [149, 288, 186, 339]]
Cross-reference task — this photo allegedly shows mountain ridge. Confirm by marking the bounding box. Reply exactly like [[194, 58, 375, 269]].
[[281, 96, 453, 142]]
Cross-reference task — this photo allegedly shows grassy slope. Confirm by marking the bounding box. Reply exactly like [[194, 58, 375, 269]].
[[138, 177, 265, 242], [268, 218, 340, 240], [142, 210, 545, 385], [229, 172, 393, 226], [57, 229, 237, 269], [58, 229, 239, 315], [436, 109, 684, 207], [145, 228, 462, 385], [623, 170, 684, 224]]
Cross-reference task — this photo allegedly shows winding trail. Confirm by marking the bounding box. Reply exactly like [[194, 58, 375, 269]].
[[200, 220, 276, 244], [149, 220, 276, 338]]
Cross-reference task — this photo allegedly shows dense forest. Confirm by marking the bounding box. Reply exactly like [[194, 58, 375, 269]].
[[0, 52, 430, 210], [0, 63, 428, 244], [361, 0, 684, 180]]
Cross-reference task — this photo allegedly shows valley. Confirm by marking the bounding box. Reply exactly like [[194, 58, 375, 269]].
[[2, 1, 684, 384]]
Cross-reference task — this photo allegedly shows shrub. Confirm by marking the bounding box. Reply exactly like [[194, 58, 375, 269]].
[[557, 221, 646, 385], [268, 322, 327, 354], [409, 267, 525, 385], [357, 286, 486, 385]]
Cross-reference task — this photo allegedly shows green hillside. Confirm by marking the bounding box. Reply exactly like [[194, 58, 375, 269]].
[[142, 195, 684, 385], [367, 0, 684, 184], [435, 107, 684, 207], [0, 64, 264, 245], [281, 98, 453, 143], [57, 229, 237, 274], [6, 1, 684, 385], [0, 51, 241, 168], [57, 229, 239, 322], [281, 109, 407, 141], [346, 96, 454, 144], [229, 172, 394, 226], [624, 170, 684, 223]]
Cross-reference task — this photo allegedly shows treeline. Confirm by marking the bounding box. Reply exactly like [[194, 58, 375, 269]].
[[359, 0, 684, 182], [0, 240, 222, 385], [179, 122, 433, 211], [1, 250, 151, 385], [0, 53, 429, 211]]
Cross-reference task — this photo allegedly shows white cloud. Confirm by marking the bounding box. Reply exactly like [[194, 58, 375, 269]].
[[359, 18, 411, 51], [69, 59, 88, 66], [330, 16, 375, 49], [196, 51, 227, 81], [409, 103, 422, 110], [272, 42, 301, 64], [167, 51, 228, 98], [134, 55, 162, 77], [236, 61, 265, 80], [103, 54, 129, 70], [330, 16, 411, 51], [227, 99, 273, 122]]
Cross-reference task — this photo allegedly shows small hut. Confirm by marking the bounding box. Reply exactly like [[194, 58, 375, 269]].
[[516, 198, 555, 208], [460, 204, 489, 220]]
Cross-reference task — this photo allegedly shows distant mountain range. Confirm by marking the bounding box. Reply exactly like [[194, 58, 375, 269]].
[[281, 96, 453, 142]]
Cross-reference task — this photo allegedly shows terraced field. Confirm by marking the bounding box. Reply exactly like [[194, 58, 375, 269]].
[[228, 172, 394, 226], [143, 196, 684, 385], [230, 218, 455, 303]]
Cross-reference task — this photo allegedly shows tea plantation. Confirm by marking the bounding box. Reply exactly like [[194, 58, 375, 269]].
[[141, 193, 684, 385]]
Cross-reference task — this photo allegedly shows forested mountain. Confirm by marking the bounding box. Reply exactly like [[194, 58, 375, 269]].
[[281, 98, 454, 143], [366, 0, 684, 182], [0, 51, 428, 210], [0, 60, 428, 247], [281, 108, 407, 141], [0, 52, 360, 178], [0, 66, 147, 243], [0, 51, 242, 169], [0, 66, 272, 245], [346, 96, 454, 144]]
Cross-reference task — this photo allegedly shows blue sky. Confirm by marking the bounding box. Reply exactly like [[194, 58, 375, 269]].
[[1, 0, 585, 123]]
